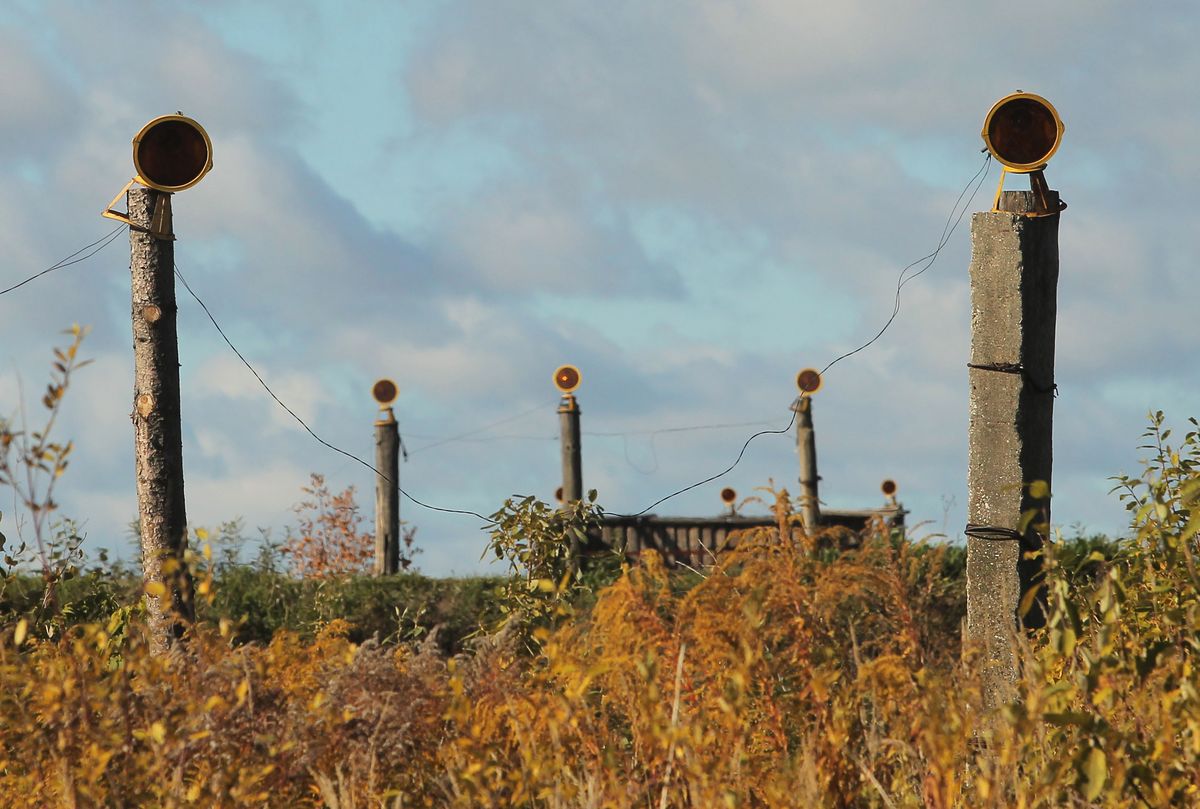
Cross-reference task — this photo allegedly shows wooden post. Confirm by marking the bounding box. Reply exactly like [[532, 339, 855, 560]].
[[559, 394, 583, 561], [374, 407, 400, 575], [966, 189, 1058, 709], [792, 396, 820, 534], [129, 187, 194, 648]]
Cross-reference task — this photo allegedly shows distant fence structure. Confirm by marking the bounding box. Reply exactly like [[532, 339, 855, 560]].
[[590, 503, 906, 566]]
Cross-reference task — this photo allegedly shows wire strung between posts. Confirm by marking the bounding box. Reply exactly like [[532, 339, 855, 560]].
[[819, 152, 992, 376], [585, 420, 778, 476], [172, 262, 499, 524], [0, 226, 125, 298], [406, 400, 559, 454], [584, 419, 776, 438], [610, 407, 801, 518], [614, 153, 994, 517], [174, 151, 994, 527]]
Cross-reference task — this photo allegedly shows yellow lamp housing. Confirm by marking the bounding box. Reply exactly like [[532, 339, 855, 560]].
[[982, 92, 1063, 172], [102, 114, 214, 238], [133, 114, 214, 192], [981, 92, 1066, 216], [553, 364, 581, 394]]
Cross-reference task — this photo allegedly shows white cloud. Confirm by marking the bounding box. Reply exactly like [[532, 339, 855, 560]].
[[2, 1, 1197, 574]]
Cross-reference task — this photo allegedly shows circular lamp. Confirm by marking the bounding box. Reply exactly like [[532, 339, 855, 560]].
[[796, 368, 823, 395], [553, 364, 581, 394], [372, 379, 398, 407], [133, 115, 214, 192], [981, 92, 1063, 172]]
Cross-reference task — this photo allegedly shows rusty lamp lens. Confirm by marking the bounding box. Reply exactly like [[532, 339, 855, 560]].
[[133, 115, 214, 192], [881, 479, 897, 496], [554, 364, 581, 393], [372, 379, 398, 406], [796, 368, 822, 394], [982, 93, 1063, 171], [720, 487, 737, 504]]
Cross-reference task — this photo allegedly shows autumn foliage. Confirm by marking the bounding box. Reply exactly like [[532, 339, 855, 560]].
[[280, 474, 378, 579], [2, 397, 1200, 804]]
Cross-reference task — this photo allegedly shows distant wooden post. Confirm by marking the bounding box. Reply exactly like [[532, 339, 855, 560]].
[[129, 187, 194, 646], [370, 379, 401, 576], [559, 394, 583, 504], [792, 396, 820, 534], [559, 393, 583, 563], [966, 189, 1058, 709], [374, 408, 400, 575]]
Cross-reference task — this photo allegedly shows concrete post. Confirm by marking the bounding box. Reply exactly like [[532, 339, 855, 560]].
[[129, 187, 194, 649], [792, 396, 820, 534], [374, 407, 400, 576], [558, 394, 583, 561], [966, 189, 1058, 709]]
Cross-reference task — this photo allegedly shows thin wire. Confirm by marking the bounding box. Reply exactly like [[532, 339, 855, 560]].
[[584, 421, 774, 476], [819, 153, 992, 375], [611, 407, 800, 517], [406, 400, 558, 453], [0, 226, 125, 297], [173, 262, 498, 524], [405, 432, 554, 442], [584, 419, 774, 437], [173, 152, 993, 527]]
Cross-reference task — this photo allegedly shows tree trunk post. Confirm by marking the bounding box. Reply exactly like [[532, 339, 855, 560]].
[[966, 189, 1059, 710], [129, 187, 194, 648], [792, 396, 821, 534], [374, 407, 400, 576], [559, 394, 583, 562]]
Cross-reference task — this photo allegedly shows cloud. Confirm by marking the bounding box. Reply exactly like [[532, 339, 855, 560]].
[[3, 1, 1198, 575]]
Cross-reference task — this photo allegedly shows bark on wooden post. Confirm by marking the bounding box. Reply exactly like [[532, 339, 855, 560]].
[[129, 187, 194, 647], [374, 407, 400, 576], [966, 189, 1058, 710], [558, 394, 583, 562], [792, 396, 821, 534]]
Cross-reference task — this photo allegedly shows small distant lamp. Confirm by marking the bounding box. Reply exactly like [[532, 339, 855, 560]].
[[720, 486, 738, 516], [796, 368, 823, 396], [553, 364, 581, 395], [372, 378, 399, 410]]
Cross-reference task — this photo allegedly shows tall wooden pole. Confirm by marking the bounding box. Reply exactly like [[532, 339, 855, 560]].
[[559, 394, 583, 562], [792, 396, 820, 534], [129, 187, 194, 647], [966, 188, 1058, 710], [374, 406, 400, 576]]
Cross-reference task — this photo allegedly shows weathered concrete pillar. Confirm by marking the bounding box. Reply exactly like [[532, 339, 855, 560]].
[[792, 396, 820, 534], [966, 189, 1058, 709]]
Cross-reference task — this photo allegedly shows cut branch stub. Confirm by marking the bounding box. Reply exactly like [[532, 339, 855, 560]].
[[136, 393, 155, 418]]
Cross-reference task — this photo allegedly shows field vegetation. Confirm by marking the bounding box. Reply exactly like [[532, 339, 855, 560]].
[[0, 332, 1197, 807]]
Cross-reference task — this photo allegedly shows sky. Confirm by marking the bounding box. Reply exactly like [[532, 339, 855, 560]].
[[1, 1, 1197, 576]]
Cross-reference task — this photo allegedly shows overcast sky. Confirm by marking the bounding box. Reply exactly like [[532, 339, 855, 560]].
[[1, 1, 1196, 575]]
